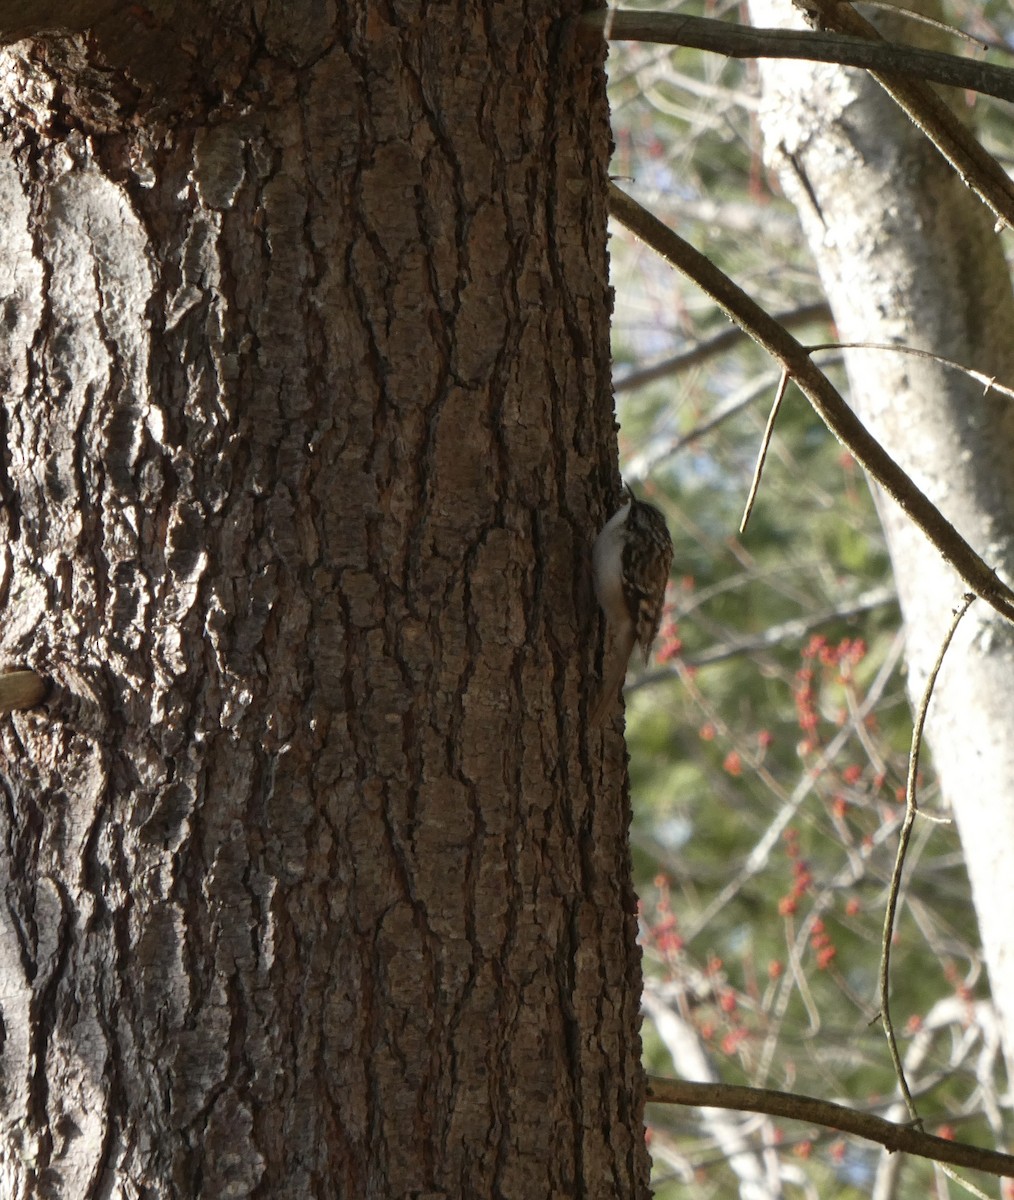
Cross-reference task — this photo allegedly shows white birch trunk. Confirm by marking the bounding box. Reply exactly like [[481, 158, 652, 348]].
[[750, 0, 1014, 1080]]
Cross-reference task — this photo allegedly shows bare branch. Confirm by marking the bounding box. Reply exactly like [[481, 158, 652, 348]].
[[797, 0, 1014, 230], [855, 0, 985, 50], [615, 301, 832, 394], [740, 370, 789, 534], [640, 584, 897, 672], [643, 993, 779, 1199], [808, 341, 1014, 401], [608, 182, 1014, 623], [582, 11, 1014, 103], [879, 594, 976, 1122], [647, 1075, 1014, 1178], [586, 4, 1014, 227]]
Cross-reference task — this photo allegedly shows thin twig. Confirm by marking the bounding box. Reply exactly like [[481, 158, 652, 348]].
[[578, 12, 1014, 101], [940, 1166, 994, 1200], [675, 634, 904, 945], [608, 182, 1014, 623], [808, 340, 1014, 400], [879, 594, 976, 1123], [615, 301, 832, 393], [632, 584, 896, 674], [853, 0, 987, 50], [740, 370, 789, 534], [647, 1076, 1014, 1178]]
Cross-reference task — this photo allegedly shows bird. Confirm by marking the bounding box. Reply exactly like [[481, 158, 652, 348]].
[[591, 488, 673, 725]]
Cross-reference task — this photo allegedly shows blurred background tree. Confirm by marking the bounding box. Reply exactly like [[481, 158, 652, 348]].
[[604, 1, 1014, 1195]]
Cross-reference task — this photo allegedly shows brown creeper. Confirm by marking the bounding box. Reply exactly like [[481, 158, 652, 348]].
[[591, 490, 673, 724]]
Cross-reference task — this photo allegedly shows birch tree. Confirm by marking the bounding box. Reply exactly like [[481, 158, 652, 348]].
[[749, 0, 1014, 1080]]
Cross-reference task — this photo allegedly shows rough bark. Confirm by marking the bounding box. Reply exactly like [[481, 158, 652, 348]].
[[0, 0, 115, 43], [0, 4, 650, 1197], [749, 0, 1014, 1079]]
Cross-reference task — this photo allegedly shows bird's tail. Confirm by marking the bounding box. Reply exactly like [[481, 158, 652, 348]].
[[591, 631, 635, 725]]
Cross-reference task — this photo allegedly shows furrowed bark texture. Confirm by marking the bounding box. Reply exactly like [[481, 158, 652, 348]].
[[0, 4, 650, 1197], [750, 0, 1014, 1077]]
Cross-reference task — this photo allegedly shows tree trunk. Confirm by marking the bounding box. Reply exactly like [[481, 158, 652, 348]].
[[749, 0, 1014, 1079], [0, 5, 650, 1197]]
